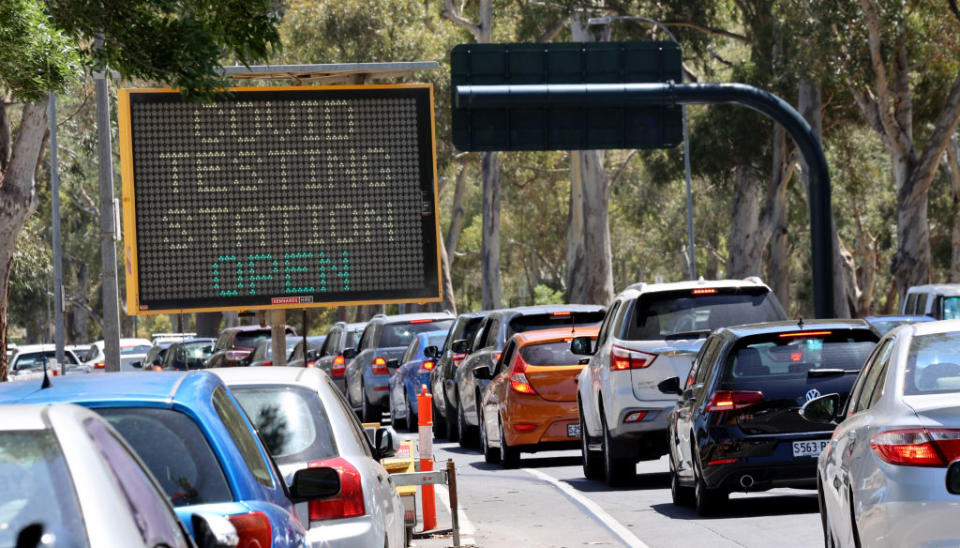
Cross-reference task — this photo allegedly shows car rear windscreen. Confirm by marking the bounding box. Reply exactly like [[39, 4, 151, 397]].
[[626, 289, 784, 340], [904, 332, 960, 394], [520, 341, 588, 366], [378, 319, 454, 348], [234, 331, 271, 350], [97, 407, 232, 507], [231, 385, 337, 464], [722, 330, 877, 386], [509, 311, 605, 336]]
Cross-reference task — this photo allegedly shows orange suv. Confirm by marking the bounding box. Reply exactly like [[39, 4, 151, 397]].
[[475, 326, 599, 467]]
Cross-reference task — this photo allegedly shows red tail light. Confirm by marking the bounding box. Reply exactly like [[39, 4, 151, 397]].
[[513, 423, 537, 432], [153, 365, 162, 372], [707, 457, 737, 466], [410, 319, 434, 324], [226, 349, 253, 362], [610, 345, 657, 371], [452, 353, 466, 367], [306, 361, 316, 368], [262, 361, 272, 367], [870, 428, 960, 467], [705, 390, 765, 412], [509, 355, 537, 395], [309, 457, 365, 520], [331, 355, 346, 377], [51, 370, 58, 377], [93, 362, 105, 369], [691, 288, 718, 295], [371, 357, 388, 375], [420, 360, 435, 372], [227, 511, 271, 548]]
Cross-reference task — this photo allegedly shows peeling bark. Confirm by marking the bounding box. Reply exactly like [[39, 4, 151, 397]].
[[946, 136, 960, 282], [480, 151, 501, 309], [728, 165, 764, 278]]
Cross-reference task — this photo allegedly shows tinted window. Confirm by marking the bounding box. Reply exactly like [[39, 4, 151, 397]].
[[262, 338, 300, 359], [231, 386, 337, 464], [320, 330, 339, 356], [482, 320, 500, 348], [508, 311, 605, 337], [455, 318, 484, 352], [917, 293, 929, 315], [0, 430, 87, 547], [722, 331, 876, 386], [520, 341, 587, 366], [401, 338, 420, 364], [853, 343, 892, 412], [626, 289, 783, 340], [97, 407, 233, 506], [905, 293, 919, 314], [377, 319, 454, 348], [944, 297, 960, 320], [496, 340, 518, 375], [357, 325, 374, 350], [691, 337, 720, 387], [344, 328, 363, 350], [234, 331, 271, 350], [904, 332, 960, 394], [211, 387, 274, 487]]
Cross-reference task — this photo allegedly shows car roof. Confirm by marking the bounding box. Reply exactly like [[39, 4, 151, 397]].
[[119, 338, 152, 346], [210, 365, 324, 388], [865, 315, 935, 322], [618, 278, 770, 298], [172, 337, 216, 344], [0, 404, 49, 430], [487, 305, 606, 321], [718, 319, 873, 338], [0, 371, 220, 406], [513, 326, 600, 346], [905, 284, 960, 296], [370, 312, 454, 324], [13, 344, 65, 352], [333, 321, 367, 329], [904, 318, 960, 336]]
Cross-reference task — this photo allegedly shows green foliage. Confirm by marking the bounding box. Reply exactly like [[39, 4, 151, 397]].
[[533, 283, 564, 305], [0, 0, 80, 99]]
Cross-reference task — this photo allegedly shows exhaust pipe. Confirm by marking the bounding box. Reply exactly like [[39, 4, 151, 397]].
[[739, 474, 754, 490]]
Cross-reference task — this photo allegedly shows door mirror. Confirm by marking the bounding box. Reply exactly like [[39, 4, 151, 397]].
[[387, 359, 401, 369], [570, 336, 594, 356], [289, 466, 341, 502], [424, 345, 439, 359], [800, 393, 842, 424], [342, 347, 358, 359], [191, 512, 240, 548], [451, 339, 470, 354], [657, 376, 682, 396], [130, 361, 142, 369], [374, 427, 400, 459], [472, 364, 492, 380]]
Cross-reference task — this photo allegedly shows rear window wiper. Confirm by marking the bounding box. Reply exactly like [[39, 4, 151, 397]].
[[807, 368, 858, 377], [663, 330, 712, 340]]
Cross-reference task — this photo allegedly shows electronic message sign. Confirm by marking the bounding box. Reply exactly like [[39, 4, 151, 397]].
[[118, 85, 441, 314]]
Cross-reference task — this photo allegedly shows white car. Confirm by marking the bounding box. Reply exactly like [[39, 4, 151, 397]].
[[0, 402, 234, 548], [8, 344, 86, 381], [212, 367, 407, 548], [84, 338, 153, 371], [574, 278, 786, 485], [804, 319, 960, 547]]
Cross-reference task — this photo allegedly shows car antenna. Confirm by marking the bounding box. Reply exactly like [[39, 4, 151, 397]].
[[41, 357, 52, 389], [571, 313, 576, 334], [797, 318, 805, 330]]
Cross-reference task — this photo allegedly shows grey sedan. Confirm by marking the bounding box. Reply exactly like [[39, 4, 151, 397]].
[[803, 319, 960, 547]]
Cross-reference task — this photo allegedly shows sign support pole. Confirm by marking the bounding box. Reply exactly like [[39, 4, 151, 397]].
[[95, 66, 122, 372], [269, 309, 287, 367]]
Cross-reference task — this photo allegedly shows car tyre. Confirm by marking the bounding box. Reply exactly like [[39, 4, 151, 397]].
[[406, 392, 419, 433], [432, 391, 446, 438], [444, 393, 459, 442], [669, 452, 693, 506], [361, 384, 380, 423], [457, 398, 476, 448], [818, 478, 837, 548], [601, 413, 634, 486], [479, 407, 500, 464], [693, 451, 726, 516], [390, 398, 406, 431], [499, 416, 520, 469], [579, 402, 603, 480]]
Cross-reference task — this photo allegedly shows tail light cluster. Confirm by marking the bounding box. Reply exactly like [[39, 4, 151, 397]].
[[419, 360, 435, 374], [226, 349, 252, 362], [509, 355, 537, 395], [227, 511, 271, 548], [452, 353, 466, 367], [308, 457, 365, 521], [870, 428, 960, 467], [93, 362, 105, 370], [262, 361, 272, 367], [331, 355, 346, 378], [705, 390, 765, 412], [371, 357, 389, 375], [610, 345, 657, 371]]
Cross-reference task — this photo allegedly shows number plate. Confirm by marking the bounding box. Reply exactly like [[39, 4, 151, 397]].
[[568, 423, 581, 438], [792, 440, 829, 457]]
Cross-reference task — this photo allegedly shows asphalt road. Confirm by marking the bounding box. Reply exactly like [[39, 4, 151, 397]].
[[410, 438, 824, 548]]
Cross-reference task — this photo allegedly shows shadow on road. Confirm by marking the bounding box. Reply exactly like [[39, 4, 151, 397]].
[[562, 472, 671, 493], [651, 492, 818, 520]]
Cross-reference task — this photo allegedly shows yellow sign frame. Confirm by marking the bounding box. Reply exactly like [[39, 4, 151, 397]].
[[118, 84, 442, 316]]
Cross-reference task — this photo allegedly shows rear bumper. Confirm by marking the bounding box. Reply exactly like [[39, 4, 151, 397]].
[[503, 398, 579, 447], [700, 435, 830, 491], [306, 515, 382, 548]]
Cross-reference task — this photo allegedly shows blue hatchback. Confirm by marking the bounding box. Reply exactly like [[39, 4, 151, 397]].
[[389, 329, 449, 432], [0, 372, 329, 548]]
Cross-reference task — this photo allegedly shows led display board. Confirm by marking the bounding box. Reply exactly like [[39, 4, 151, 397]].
[[118, 85, 441, 314]]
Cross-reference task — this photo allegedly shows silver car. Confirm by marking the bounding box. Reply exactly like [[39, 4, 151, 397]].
[[0, 402, 232, 547], [804, 319, 960, 547], [212, 367, 408, 548]]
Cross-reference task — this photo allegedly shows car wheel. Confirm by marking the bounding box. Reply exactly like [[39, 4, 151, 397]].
[[693, 450, 726, 516], [390, 399, 405, 431], [361, 384, 380, 423], [480, 407, 500, 464], [406, 392, 419, 433], [601, 413, 634, 486], [432, 391, 446, 438], [499, 416, 520, 469], [669, 452, 693, 506], [579, 402, 603, 480], [405, 526, 413, 547], [457, 398, 476, 448], [818, 478, 837, 548], [445, 393, 459, 442]]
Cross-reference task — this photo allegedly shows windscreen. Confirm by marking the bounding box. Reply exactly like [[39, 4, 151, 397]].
[[344, 329, 362, 349], [519, 341, 587, 366], [181, 341, 214, 360], [626, 289, 784, 340], [231, 385, 337, 464], [723, 331, 876, 386], [96, 407, 232, 507], [508, 311, 605, 337], [0, 430, 87, 547], [234, 331, 271, 350], [944, 297, 960, 320], [263, 338, 300, 359], [13, 351, 78, 370], [904, 332, 960, 394], [378, 319, 454, 348]]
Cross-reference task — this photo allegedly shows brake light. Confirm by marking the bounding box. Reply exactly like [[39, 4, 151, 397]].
[[227, 511, 271, 548], [870, 428, 960, 467], [309, 457, 365, 520], [552, 311, 571, 317], [410, 319, 434, 324], [153, 365, 162, 372], [226, 349, 253, 361], [420, 360, 435, 372], [330, 355, 346, 377], [93, 362, 105, 369], [452, 353, 466, 367], [306, 361, 316, 368], [372, 357, 388, 375], [778, 331, 832, 338], [691, 288, 718, 295], [513, 423, 537, 432], [707, 458, 737, 466], [494, 352, 502, 362], [262, 361, 272, 367], [610, 345, 657, 370], [706, 390, 765, 412], [509, 355, 537, 395], [333, 355, 345, 366]]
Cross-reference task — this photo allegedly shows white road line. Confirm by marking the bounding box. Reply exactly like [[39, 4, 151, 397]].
[[523, 467, 651, 548], [435, 483, 477, 545]]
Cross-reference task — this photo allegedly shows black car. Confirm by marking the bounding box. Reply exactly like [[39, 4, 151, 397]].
[[428, 311, 492, 440], [157, 338, 216, 371], [662, 319, 879, 515]]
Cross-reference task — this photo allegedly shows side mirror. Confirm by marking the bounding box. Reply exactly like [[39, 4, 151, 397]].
[[472, 364, 492, 380], [424, 345, 439, 359], [657, 376, 682, 396], [451, 339, 470, 354], [191, 513, 239, 548], [342, 347, 358, 360], [130, 361, 142, 369], [947, 461, 960, 494], [800, 393, 842, 425], [289, 467, 341, 503], [375, 427, 400, 459], [570, 336, 594, 356], [307, 349, 321, 360], [387, 359, 401, 369]]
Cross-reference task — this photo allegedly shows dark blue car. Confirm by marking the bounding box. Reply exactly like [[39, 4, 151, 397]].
[[389, 329, 450, 432], [0, 372, 336, 547]]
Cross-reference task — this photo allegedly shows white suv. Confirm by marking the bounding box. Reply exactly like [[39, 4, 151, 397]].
[[574, 278, 786, 485]]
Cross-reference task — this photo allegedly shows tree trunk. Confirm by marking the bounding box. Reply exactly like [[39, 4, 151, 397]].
[[767, 124, 792, 306], [439, 241, 457, 314], [893, 180, 933, 289], [445, 163, 469, 265], [564, 151, 586, 298], [0, 101, 48, 381], [728, 166, 764, 278], [946, 136, 960, 282], [222, 311, 240, 328], [567, 150, 613, 304], [480, 151, 502, 309], [195, 312, 221, 338]]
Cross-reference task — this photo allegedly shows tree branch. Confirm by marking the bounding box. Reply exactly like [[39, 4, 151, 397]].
[[608, 149, 638, 188], [443, 0, 482, 41], [858, 0, 911, 158], [950, 0, 960, 24], [660, 21, 754, 46], [909, 71, 960, 198], [538, 18, 568, 42]]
